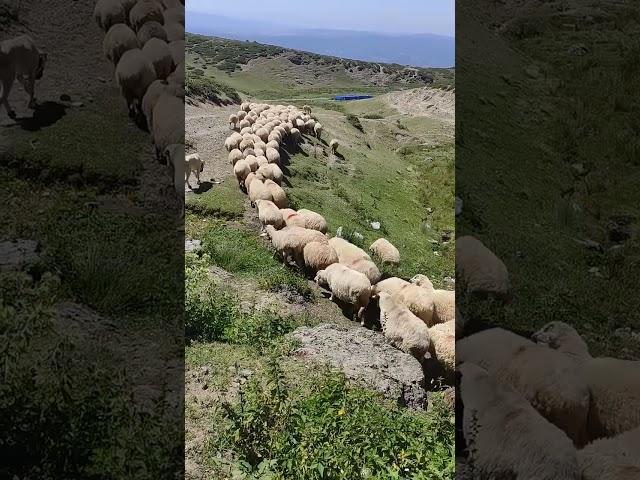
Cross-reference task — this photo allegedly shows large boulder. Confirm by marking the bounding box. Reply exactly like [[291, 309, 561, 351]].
[[290, 323, 427, 409]]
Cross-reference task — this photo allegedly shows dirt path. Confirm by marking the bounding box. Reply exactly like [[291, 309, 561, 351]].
[[383, 87, 455, 123]]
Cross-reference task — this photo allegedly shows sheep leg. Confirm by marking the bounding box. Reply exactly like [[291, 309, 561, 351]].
[[19, 74, 36, 109], [195, 169, 200, 185], [1, 74, 16, 119]]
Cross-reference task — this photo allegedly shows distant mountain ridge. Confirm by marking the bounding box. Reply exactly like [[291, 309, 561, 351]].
[[186, 12, 454, 68]]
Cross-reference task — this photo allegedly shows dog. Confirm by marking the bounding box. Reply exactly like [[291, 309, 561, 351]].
[[0, 35, 47, 119], [185, 153, 205, 187]]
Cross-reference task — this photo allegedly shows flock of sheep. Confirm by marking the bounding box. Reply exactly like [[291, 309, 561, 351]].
[[453, 237, 640, 479], [94, 0, 186, 214], [214, 101, 457, 382]]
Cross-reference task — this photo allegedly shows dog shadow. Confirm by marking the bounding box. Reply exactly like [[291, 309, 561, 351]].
[[191, 181, 213, 194], [15, 101, 67, 131]]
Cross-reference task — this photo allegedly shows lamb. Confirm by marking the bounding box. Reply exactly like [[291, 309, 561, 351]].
[[376, 292, 430, 360], [229, 113, 238, 129], [431, 289, 455, 324], [164, 22, 185, 43], [255, 199, 285, 230], [456, 235, 510, 299], [266, 147, 280, 164], [129, 0, 164, 31], [256, 163, 283, 184], [163, 7, 185, 26], [372, 277, 435, 324], [102, 24, 138, 70], [233, 159, 251, 188], [264, 179, 288, 208], [115, 48, 157, 118], [303, 241, 338, 272], [141, 38, 173, 80], [136, 21, 167, 45], [369, 238, 400, 265], [532, 321, 640, 439], [297, 209, 328, 233], [142, 79, 182, 131], [343, 257, 382, 286], [313, 122, 323, 140], [457, 328, 590, 446], [281, 208, 307, 228], [265, 224, 328, 268], [151, 93, 184, 161], [458, 362, 581, 480], [427, 320, 455, 375], [329, 138, 339, 154], [315, 263, 371, 321], [185, 153, 204, 187], [578, 426, 640, 480], [94, 0, 127, 32]]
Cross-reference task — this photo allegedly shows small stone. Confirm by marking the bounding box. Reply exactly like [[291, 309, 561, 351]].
[[370, 221, 381, 230], [185, 239, 202, 252], [525, 65, 541, 79], [239, 369, 253, 377], [335, 226, 344, 238]]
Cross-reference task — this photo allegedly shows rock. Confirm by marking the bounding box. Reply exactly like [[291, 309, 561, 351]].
[[185, 239, 202, 252], [370, 221, 381, 230], [290, 324, 427, 409], [0, 239, 40, 271], [524, 65, 541, 79], [335, 226, 344, 238], [455, 196, 463, 216], [71, 101, 84, 108]]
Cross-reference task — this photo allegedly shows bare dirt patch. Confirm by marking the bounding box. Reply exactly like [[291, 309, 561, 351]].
[[384, 87, 455, 122]]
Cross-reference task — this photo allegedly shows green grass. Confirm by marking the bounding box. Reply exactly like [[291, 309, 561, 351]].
[[186, 70, 241, 104], [186, 177, 246, 218], [200, 221, 313, 298], [456, 3, 640, 358]]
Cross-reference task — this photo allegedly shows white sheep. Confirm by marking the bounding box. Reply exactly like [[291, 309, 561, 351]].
[[239, 137, 254, 151], [163, 7, 185, 26], [167, 39, 184, 66], [151, 93, 184, 161], [532, 321, 640, 439], [315, 263, 371, 322], [244, 154, 258, 172], [410, 274, 434, 291], [129, 1, 164, 31], [281, 208, 307, 228], [305, 119, 316, 133], [427, 320, 455, 375], [343, 257, 381, 285], [293, 209, 325, 233], [228, 149, 243, 166], [255, 199, 285, 230], [578, 426, 640, 480], [248, 178, 273, 205], [164, 22, 184, 42], [256, 127, 269, 142], [94, 0, 127, 32], [329, 138, 339, 154], [458, 362, 580, 480], [369, 238, 400, 265], [253, 147, 265, 158], [457, 328, 590, 446], [229, 113, 238, 130], [266, 147, 280, 164], [141, 38, 173, 80], [142, 79, 182, 131], [376, 291, 430, 360], [185, 153, 204, 186], [224, 133, 242, 152], [303, 104, 311, 114], [456, 235, 510, 299], [266, 140, 280, 151], [256, 156, 269, 167], [303, 241, 338, 273], [103, 24, 138, 67], [256, 163, 283, 185], [328, 236, 371, 262], [372, 277, 435, 325], [238, 119, 250, 130], [264, 179, 287, 208], [164, 143, 185, 218], [233, 159, 251, 188], [314, 122, 323, 140], [244, 172, 257, 191], [431, 289, 455, 324], [136, 21, 167, 45], [167, 61, 184, 88], [237, 111, 247, 121], [115, 48, 157, 118], [265, 224, 327, 268]]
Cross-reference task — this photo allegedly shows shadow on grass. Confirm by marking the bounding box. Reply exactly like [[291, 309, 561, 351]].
[[191, 181, 213, 194], [15, 102, 67, 131]]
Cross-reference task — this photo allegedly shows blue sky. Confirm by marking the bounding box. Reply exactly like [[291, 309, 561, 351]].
[[186, 0, 455, 37]]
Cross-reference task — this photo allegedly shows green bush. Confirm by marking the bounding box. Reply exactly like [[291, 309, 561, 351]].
[[363, 113, 384, 120], [217, 361, 455, 479], [185, 72, 241, 104]]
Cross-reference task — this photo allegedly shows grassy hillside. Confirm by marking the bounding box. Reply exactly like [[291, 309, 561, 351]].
[[186, 33, 455, 99], [456, 1, 640, 359]]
